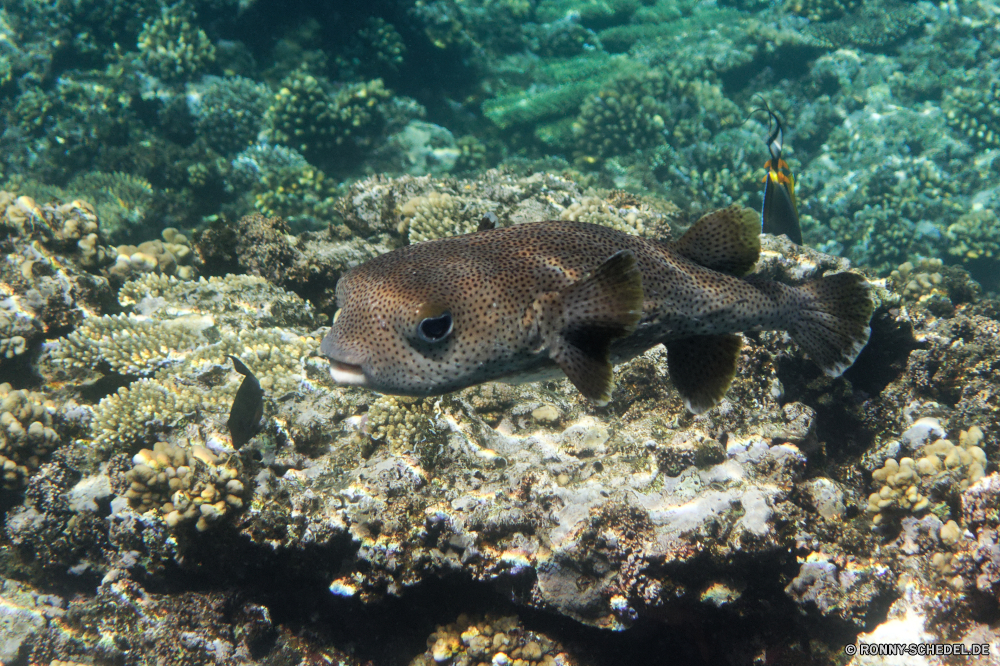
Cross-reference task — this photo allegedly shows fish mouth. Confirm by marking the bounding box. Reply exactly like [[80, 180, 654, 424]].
[[327, 358, 369, 387]]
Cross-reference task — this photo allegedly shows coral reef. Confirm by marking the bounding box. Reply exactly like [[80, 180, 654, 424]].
[[411, 613, 579, 666], [122, 441, 246, 532], [189, 76, 270, 155], [865, 425, 988, 526], [137, 6, 216, 82], [0, 384, 61, 489], [2, 0, 1000, 660]]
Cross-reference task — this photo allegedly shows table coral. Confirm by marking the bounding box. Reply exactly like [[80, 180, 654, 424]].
[[52, 273, 322, 453]]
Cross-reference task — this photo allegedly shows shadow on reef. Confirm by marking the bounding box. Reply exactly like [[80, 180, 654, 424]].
[[106, 522, 892, 666], [775, 304, 922, 460]]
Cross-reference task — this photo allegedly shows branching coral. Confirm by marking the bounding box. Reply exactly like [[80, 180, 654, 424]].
[[398, 191, 493, 243], [943, 78, 1000, 151], [266, 73, 392, 166], [190, 76, 270, 155], [573, 70, 670, 162], [137, 6, 215, 82], [54, 274, 321, 453]]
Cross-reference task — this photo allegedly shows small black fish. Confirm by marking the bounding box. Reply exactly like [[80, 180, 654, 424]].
[[227, 355, 264, 449], [758, 106, 803, 245], [478, 212, 499, 232]]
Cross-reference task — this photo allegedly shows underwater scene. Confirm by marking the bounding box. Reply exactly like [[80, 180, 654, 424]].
[[1, 0, 1000, 664]]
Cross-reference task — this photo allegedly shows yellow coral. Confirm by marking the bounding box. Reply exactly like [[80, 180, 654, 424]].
[[867, 426, 988, 526], [123, 441, 246, 532], [0, 383, 61, 489]]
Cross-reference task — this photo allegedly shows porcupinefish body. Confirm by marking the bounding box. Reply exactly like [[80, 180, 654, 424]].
[[320, 205, 873, 413]]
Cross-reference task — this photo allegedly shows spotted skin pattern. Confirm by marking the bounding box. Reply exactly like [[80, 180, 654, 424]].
[[321, 211, 872, 408]]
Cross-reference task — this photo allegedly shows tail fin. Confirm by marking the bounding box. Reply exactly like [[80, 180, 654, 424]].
[[790, 272, 873, 377]]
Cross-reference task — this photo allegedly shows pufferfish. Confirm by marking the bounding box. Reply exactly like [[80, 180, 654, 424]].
[[320, 205, 873, 413]]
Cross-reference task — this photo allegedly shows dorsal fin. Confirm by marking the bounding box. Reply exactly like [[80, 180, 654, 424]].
[[671, 205, 760, 276]]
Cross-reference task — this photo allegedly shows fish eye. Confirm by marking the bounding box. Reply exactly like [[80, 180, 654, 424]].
[[417, 312, 453, 343]]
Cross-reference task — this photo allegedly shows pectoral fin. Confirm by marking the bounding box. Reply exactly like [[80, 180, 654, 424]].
[[542, 250, 644, 405], [666, 334, 743, 414]]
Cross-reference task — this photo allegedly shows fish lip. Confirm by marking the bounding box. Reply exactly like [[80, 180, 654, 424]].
[[327, 358, 370, 387]]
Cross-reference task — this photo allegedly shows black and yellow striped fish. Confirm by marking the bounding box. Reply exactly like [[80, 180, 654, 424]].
[[760, 108, 802, 245]]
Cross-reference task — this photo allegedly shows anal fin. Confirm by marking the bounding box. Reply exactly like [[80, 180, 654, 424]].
[[545, 250, 644, 406], [666, 334, 743, 414]]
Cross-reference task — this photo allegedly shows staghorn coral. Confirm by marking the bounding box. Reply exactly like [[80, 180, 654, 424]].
[[866, 426, 988, 527], [122, 441, 246, 532], [137, 6, 216, 82], [0, 384, 61, 489]]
